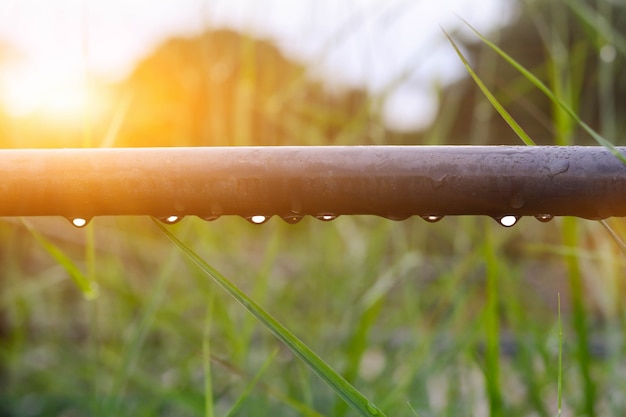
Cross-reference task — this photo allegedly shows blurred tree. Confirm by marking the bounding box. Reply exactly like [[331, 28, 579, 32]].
[[117, 29, 379, 147]]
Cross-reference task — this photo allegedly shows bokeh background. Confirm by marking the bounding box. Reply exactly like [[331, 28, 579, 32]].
[[0, 0, 625, 416]]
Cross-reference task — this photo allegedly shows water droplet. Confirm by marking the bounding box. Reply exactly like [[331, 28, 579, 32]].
[[315, 214, 337, 221], [282, 215, 303, 224], [510, 193, 525, 209], [535, 214, 554, 223], [366, 402, 380, 415], [421, 215, 443, 223], [160, 215, 182, 224], [247, 215, 268, 224], [548, 160, 570, 178], [498, 215, 519, 227], [383, 214, 411, 221], [201, 215, 221, 222], [70, 217, 89, 228], [428, 174, 447, 190], [290, 200, 303, 214]]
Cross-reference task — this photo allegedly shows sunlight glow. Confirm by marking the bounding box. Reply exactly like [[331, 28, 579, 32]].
[[1, 66, 92, 122], [0, 0, 508, 133]]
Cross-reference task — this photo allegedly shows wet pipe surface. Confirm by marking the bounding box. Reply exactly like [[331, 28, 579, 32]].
[[1, 146, 625, 223]]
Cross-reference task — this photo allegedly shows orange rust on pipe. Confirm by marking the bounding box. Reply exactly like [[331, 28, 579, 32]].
[[0, 146, 625, 220]]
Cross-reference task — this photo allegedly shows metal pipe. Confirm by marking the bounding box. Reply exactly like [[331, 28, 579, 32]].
[[0, 146, 625, 222]]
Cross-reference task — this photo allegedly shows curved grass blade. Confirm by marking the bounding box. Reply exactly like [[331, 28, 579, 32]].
[[457, 17, 626, 164], [442, 28, 536, 146], [224, 348, 278, 417], [154, 219, 386, 417], [599, 220, 626, 256], [209, 354, 326, 417], [21, 218, 98, 299]]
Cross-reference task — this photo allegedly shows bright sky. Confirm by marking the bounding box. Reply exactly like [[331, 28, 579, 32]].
[[0, 0, 518, 130]]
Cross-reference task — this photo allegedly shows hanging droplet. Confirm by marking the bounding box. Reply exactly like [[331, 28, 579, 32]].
[[509, 193, 525, 209], [421, 215, 443, 223], [201, 215, 221, 222], [498, 215, 519, 227], [282, 215, 303, 224], [384, 214, 412, 221], [315, 214, 337, 222], [535, 214, 554, 223], [160, 215, 182, 224], [70, 217, 89, 228], [247, 215, 268, 224]]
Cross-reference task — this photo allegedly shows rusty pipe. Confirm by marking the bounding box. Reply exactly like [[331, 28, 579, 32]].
[[0, 146, 624, 222]]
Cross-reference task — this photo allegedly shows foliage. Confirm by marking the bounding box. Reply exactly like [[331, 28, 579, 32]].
[[1, 1, 626, 416]]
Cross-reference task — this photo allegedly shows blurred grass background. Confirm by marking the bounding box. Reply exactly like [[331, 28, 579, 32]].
[[1, 0, 626, 416]]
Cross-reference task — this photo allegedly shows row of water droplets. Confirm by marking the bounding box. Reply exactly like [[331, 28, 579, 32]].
[[66, 213, 555, 228], [418, 214, 554, 227], [156, 214, 337, 226]]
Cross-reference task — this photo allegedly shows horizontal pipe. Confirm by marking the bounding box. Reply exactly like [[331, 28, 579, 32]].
[[0, 146, 625, 222]]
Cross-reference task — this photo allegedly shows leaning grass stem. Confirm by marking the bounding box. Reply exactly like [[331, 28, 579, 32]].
[[203, 291, 215, 417], [458, 17, 626, 164], [442, 28, 536, 146], [104, 240, 180, 416], [483, 221, 503, 417], [599, 220, 626, 256], [557, 293, 563, 417], [224, 348, 278, 417], [562, 217, 595, 416], [21, 219, 98, 299], [155, 219, 386, 417]]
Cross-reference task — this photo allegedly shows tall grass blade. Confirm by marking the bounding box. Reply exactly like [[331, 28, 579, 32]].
[[154, 219, 386, 417], [564, 0, 626, 56], [483, 221, 503, 417], [204, 292, 215, 417], [21, 219, 98, 299], [224, 348, 278, 417], [335, 252, 419, 417], [104, 243, 179, 416], [209, 353, 325, 417], [442, 28, 536, 146], [562, 217, 595, 416], [599, 220, 626, 256], [407, 401, 421, 416], [99, 92, 133, 148], [458, 17, 626, 164], [557, 293, 563, 417]]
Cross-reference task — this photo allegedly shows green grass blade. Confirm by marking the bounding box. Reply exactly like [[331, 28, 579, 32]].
[[442, 28, 536, 146], [104, 243, 180, 416], [224, 347, 278, 417], [204, 292, 215, 417], [557, 293, 563, 417], [154, 219, 386, 417], [483, 220, 503, 417], [209, 353, 326, 417], [21, 219, 98, 299], [458, 17, 626, 164], [407, 401, 421, 416], [562, 217, 595, 416], [599, 220, 626, 256], [564, 0, 626, 56]]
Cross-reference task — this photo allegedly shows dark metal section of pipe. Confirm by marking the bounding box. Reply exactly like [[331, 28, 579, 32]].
[[0, 146, 625, 220]]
